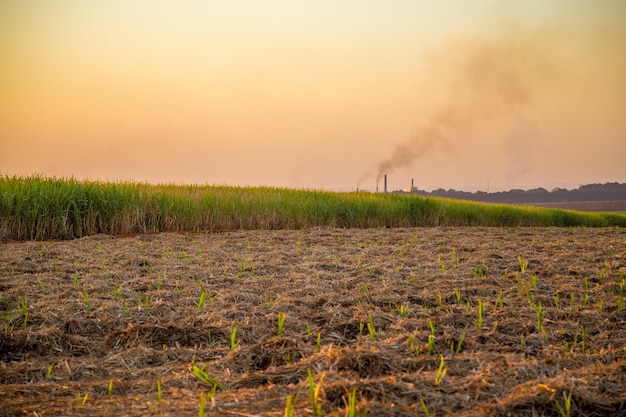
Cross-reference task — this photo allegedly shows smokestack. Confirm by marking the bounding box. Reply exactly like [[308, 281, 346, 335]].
[[384, 175, 387, 193], [411, 178, 414, 191]]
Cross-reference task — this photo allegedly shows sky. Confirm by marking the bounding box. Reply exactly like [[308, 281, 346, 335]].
[[1, 1, 625, 192]]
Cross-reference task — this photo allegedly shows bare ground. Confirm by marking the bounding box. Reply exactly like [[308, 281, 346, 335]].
[[1, 227, 625, 416]]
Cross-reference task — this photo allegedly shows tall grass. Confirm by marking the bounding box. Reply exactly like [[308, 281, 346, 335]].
[[1, 175, 624, 241]]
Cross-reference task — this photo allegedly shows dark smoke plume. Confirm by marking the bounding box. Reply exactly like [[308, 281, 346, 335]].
[[359, 26, 559, 188]]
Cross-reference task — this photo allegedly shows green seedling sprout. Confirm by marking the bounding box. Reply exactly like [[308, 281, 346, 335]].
[[239, 256, 255, 276], [277, 312, 286, 337], [419, 398, 432, 417], [454, 332, 466, 353], [137, 295, 150, 310], [307, 369, 324, 417], [239, 257, 245, 274], [407, 334, 419, 355], [197, 288, 207, 310], [523, 286, 532, 305], [474, 299, 484, 330], [199, 391, 206, 417], [554, 290, 560, 309], [192, 364, 225, 390], [156, 377, 162, 402], [17, 295, 28, 327], [108, 379, 113, 400], [230, 326, 240, 350], [346, 387, 357, 417], [434, 354, 448, 385], [45, 364, 53, 381], [601, 260, 610, 283], [284, 393, 295, 417], [207, 383, 217, 403], [555, 390, 573, 417], [78, 291, 92, 313], [428, 319, 436, 335], [472, 264, 486, 278], [367, 314, 376, 342], [316, 332, 321, 353], [530, 274, 537, 290], [437, 255, 445, 273], [529, 299, 546, 334], [9, 318, 21, 333], [494, 289, 503, 310], [515, 272, 522, 290], [345, 387, 369, 417], [455, 289, 462, 304], [617, 278, 625, 311], [518, 256, 528, 274], [395, 304, 408, 318], [427, 334, 438, 355]]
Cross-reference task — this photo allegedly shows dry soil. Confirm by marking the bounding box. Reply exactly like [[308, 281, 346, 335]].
[[1, 227, 625, 416]]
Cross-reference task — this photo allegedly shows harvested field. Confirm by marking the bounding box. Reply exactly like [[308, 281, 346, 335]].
[[1, 227, 625, 416]]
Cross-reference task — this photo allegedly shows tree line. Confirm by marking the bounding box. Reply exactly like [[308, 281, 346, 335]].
[[402, 182, 626, 204]]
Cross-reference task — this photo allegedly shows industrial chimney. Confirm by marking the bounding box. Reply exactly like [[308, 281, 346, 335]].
[[384, 175, 388, 193]]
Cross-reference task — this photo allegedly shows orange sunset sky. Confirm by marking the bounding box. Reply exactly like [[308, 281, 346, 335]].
[[1, 1, 625, 192]]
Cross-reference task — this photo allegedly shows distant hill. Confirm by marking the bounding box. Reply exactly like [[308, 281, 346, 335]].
[[401, 182, 626, 205]]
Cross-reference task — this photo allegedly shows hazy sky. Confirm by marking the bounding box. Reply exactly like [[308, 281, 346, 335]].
[[1, 1, 625, 192]]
